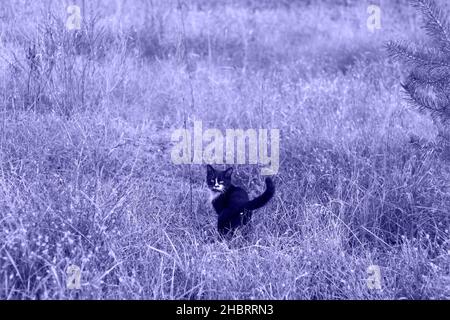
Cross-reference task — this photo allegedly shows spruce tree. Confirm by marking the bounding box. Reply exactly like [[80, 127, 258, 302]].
[[387, 0, 450, 146]]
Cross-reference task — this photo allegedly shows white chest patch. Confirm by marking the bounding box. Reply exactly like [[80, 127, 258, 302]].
[[209, 190, 221, 203]]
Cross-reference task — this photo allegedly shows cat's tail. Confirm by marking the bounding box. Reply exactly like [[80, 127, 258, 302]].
[[245, 177, 275, 210]]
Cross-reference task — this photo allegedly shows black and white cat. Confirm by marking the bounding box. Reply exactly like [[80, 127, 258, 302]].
[[206, 165, 275, 239]]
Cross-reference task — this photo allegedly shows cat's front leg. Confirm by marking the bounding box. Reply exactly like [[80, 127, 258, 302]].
[[217, 209, 236, 239]]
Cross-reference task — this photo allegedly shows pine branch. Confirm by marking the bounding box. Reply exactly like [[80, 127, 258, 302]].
[[412, 0, 450, 53], [388, 0, 450, 126], [387, 40, 450, 68], [403, 75, 450, 123], [410, 65, 450, 87]]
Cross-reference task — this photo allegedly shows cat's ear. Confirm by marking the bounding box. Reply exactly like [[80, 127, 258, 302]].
[[224, 167, 233, 179], [207, 165, 215, 175]]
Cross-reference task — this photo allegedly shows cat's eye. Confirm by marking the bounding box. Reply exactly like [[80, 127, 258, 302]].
[[219, 181, 224, 184]]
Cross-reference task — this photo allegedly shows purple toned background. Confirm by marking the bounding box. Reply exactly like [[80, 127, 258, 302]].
[[0, 0, 448, 299]]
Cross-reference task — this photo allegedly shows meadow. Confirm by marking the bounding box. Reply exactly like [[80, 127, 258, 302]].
[[0, 0, 448, 299]]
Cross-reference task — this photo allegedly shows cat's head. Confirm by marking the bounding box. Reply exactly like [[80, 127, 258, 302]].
[[206, 165, 233, 193]]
